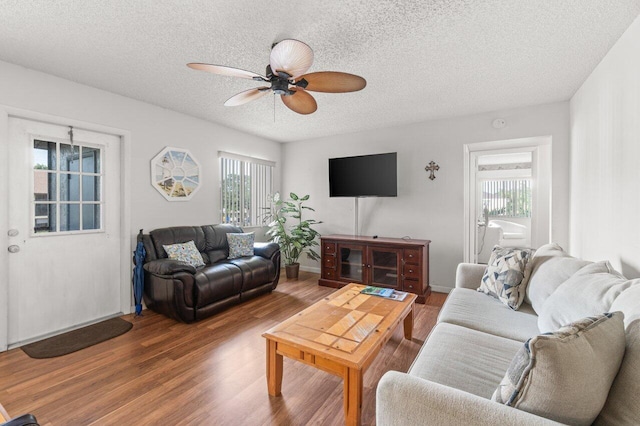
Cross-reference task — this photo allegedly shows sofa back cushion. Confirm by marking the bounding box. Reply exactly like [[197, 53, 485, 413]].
[[538, 262, 639, 333], [610, 284, 640, 328], [524, 243, 596, 313], [595, 319, 640, 426], [150, 226, 207, 260]]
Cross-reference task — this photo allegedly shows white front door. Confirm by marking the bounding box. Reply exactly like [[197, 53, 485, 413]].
[[6, 117, 122, 348]]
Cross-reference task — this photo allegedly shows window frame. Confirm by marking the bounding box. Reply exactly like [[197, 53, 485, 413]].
[[30, 135, 105, 237]]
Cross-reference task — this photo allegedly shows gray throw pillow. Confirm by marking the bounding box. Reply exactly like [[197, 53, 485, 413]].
[[492, 312, 626, 426], [478, 246, 533, 310]]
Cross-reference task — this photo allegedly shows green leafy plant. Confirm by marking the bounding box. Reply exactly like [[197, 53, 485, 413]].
[[265, 192, 321, 266]]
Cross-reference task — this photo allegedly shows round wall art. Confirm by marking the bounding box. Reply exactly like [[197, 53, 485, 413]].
[[151, 147, 201, 201]]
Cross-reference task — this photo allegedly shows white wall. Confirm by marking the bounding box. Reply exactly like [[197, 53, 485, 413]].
[[282, 102, 570, 291], [570, 15, 640, 278]]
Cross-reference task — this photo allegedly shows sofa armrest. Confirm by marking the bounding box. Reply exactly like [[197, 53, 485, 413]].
[[455, 262, 486, 289], [377, 371, 563, 426], [144, 259, 196, 275], [254, 242, 280, 260]]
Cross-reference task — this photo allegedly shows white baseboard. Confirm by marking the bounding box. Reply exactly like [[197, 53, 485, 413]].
[[300, 265, 321, 274]]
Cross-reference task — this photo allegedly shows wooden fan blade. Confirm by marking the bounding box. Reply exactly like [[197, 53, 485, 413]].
[[270, 39, 314, 79], [281, 88, 317, 115], [224, 87, 271, 106], [187, 63, 266, 80], [298, 71, 366, 93]]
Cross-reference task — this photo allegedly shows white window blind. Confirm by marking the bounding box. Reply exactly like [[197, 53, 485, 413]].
[[219, 152, 274, 227]]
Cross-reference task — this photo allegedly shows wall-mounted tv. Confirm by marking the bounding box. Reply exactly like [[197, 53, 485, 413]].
[[329, 152, 397, 197]]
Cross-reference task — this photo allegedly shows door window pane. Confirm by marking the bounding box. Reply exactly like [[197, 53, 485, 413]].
[[60, 203, 80, 231], [34, 203, 56, 233], [60, 144, 80, 172], [82, 146, 100, 173], [33, 140, 56, 170], [33, 171, 56, 201], [82, 175, 100, 201], [60, 174, 80, 201], [82, 204, 100, 230]]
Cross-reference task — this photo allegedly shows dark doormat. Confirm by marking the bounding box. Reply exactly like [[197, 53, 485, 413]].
[[21, 317, 133, 359]]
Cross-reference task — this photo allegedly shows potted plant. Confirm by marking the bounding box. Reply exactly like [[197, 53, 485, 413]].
[[265, 192, 321, 280]]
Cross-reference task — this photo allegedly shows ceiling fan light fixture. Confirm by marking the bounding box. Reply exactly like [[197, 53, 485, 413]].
[[269, 39, 314, 79]]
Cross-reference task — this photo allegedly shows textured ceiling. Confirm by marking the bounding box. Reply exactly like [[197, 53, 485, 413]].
[[0, 1, 638, 143]]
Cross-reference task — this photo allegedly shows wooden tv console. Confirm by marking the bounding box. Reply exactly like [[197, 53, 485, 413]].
[[319, 234, 431, 303]]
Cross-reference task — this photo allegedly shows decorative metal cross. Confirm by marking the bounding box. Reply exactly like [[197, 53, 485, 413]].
[[425, 161, 440, 180]]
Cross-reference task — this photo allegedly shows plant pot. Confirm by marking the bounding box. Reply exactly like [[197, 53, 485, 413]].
[[285, 263, 300, 280]]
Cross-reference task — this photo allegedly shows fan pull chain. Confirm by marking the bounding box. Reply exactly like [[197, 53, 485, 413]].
[[273, 94, 276, 123]]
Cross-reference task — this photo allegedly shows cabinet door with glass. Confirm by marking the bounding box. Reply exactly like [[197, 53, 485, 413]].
[[337, 243, 366, 284], [369, 247, 402, 289]]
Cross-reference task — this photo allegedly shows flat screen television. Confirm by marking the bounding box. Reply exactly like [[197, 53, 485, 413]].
[[329, 152, 397, 197]]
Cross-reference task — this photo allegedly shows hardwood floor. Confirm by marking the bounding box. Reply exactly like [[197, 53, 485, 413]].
[[0, 272, 447, 425]]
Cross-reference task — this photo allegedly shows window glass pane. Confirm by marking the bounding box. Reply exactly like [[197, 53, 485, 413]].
[[33, 170, 56, 201], [34, 140, 57, 170], [60, 174, 80, 201], [82, 146, 101, 173], [82, 175, 101, 202], [60, 144, 80, 172], [34, 203, 56, 233], [60, 203, 80, 231], [82, 204, 100, 230]]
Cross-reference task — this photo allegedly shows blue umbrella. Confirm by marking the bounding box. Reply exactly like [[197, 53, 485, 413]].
[[133, 229, 146, 316]]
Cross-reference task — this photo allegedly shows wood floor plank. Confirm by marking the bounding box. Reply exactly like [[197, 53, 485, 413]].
[[0, 271, 446, 425]]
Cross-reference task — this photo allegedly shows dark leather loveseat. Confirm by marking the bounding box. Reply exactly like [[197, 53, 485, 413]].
[[140, 224, 280, 322]]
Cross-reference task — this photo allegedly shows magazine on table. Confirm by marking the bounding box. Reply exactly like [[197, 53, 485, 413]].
[[360, 286, 409, 301]]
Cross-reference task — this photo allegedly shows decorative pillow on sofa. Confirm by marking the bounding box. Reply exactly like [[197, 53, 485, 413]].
[[478, 246, 533, 310], [537, 261, 639, 333], [492, 312, 626, 426], [162, 240, 205, 268], [227, 232, 255, 259]]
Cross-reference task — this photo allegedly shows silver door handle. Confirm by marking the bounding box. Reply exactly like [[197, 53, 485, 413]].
[[8, 245, 20, 253]]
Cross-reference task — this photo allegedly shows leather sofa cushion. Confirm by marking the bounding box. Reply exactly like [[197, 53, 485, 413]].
[[194, 263, 243, 308], [229, 256, 276, 292], [150, 226, 206, 259], [202, 224, 243, 252], [206, 249, 227, 264]]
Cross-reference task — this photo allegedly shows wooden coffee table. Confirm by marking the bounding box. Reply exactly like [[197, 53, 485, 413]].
[[262, 283, 417, 425]]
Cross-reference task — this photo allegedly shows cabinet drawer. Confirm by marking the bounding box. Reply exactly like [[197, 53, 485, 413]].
[[323, 243, 336, 254], [322, 269, 336, 280], [404, 265, 420, 279], [324, 256, 336, 269], [404, 249, 421, 264], [403, 279, 421, 293]]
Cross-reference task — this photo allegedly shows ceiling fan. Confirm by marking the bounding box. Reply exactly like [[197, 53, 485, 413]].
[[187, 39, 366, 115]]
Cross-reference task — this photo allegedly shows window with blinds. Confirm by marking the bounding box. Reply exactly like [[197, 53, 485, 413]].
[[220, 153, 274, 227], [481, 179, 531, 218]]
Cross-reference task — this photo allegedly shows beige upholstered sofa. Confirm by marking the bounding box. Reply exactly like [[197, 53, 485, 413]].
[[377, 244, 640, 425]]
